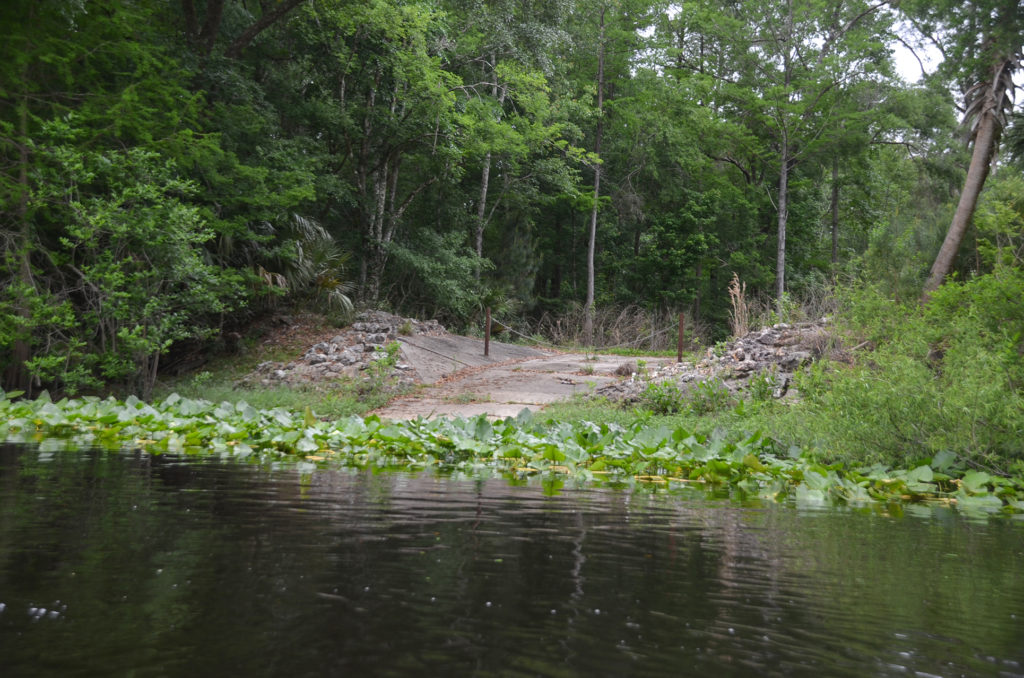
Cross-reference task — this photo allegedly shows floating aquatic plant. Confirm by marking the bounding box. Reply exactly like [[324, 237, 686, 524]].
[[2, 389, 1022, 517]]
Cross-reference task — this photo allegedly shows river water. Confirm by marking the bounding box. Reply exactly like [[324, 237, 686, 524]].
[[0, 443, 1022, 677]]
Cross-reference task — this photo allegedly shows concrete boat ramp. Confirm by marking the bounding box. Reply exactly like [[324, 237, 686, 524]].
[[374, 334, 670, 420]]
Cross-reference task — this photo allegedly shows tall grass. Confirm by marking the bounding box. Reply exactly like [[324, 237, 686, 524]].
[[533, 303, 711, 351], [728, 273, 749, 338]]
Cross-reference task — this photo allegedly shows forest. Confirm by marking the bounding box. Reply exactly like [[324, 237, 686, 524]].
[[2, 0, 1023, 404]]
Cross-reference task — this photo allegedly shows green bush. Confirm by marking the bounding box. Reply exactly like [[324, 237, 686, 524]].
[[690, 378, 733, 415], [638, 380, 688, 415], [788, 273, 1024, 471], [748, 366, 779, 402], [638, 377, 734, 416]]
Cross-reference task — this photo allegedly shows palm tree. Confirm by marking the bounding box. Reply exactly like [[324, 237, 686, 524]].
[[923, 51, 1020, 296]]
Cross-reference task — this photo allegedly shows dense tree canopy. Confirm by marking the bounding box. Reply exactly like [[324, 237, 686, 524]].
[[1, 0, 1020, 396]]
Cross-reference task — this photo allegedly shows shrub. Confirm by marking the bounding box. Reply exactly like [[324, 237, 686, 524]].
[[690, 378, 733, 415], [638, 380, 688, 415], [787, 274, 1024, 471]]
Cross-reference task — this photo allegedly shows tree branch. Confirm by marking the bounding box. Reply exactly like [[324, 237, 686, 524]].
[[225, 0, 306, 59], [704, 153, 752, 184]]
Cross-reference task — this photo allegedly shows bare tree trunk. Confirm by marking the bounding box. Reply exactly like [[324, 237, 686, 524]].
[[475, 73, 506, 279], [775, 0, 793, 311], [831, 154, 839, 268], [476, 152, 491, 279], [552, 218, 563, 298], [181, 0, 199, 40], [584, 7, 606, 346], [775, 138, 789, 304], [355, 66, 380, 305], [923, 102, 998, 295], [366, 158, 390, 306], [694, 259, 703, 320], [198, 0, 225, 55]]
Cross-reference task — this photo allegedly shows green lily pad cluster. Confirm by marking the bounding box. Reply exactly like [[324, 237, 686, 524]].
[[2, 390, 1022, 516]]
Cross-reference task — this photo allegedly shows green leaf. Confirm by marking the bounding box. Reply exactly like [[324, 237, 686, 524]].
[[961, 471, 992, 494], [956, 494, 1003, 512], [931, 450, 957, 472], [743, 453, 767, 473], [795, 486, 826, 504], [297, 437, 319, 453], [907, 465, 934, 483]]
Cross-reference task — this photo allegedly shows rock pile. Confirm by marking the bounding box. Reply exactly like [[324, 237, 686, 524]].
[[239, 311, 445, 388], [597, 319, 834, 404]]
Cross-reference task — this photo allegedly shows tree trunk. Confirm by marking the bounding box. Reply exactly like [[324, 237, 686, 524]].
[[831, 154, 839, 268], [775, 138, 789, 305], [475, 151, 491, 279], [198, 0, 225, 55], [475, 78, 506, 279], [775, 0, 793, 310], [584, 7, 606, 346], [694, 258, 703, 321], [181, 0, 199, 40], [923, 103, 998, 295], [552, 218, 563, 298]]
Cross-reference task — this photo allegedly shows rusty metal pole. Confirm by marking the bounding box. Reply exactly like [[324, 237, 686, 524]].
[[677, 312, 684, 363], [485, 306, 491, 356]]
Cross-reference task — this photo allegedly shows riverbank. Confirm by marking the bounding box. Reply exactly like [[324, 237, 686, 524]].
[[3, 388, 1022, 517], [11, 270, 1016, 519]]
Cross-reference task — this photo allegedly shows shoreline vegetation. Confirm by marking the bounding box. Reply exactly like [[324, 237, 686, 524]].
[[5, 270, 1024, 519], [3, 385, 1021, 519], [2, 1, 1022, 516]]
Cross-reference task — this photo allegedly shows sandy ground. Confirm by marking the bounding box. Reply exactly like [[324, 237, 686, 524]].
[[372, 334, 672, 420]]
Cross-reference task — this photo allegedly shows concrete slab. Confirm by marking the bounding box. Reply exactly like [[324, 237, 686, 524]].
[[373, 347, 673, 421], [397, 335, 549, 384]]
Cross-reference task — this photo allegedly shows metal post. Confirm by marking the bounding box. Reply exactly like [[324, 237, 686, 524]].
[[485, 306, 491, 357], [677, 312, 685, 363]]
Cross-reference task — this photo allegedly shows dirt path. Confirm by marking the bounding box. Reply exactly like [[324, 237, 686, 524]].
[[372, 335, 671, 419]]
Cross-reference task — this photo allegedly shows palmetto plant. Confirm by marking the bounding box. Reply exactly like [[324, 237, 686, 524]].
[[258, 214, 354, 314]]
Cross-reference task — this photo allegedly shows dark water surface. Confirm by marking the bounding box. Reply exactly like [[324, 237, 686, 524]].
[[1, 444, 1022, 677]]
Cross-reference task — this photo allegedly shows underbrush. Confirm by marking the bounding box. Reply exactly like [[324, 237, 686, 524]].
[[556, 272, 1024, 478], [532, 303, 710, 351], [154, 335, 403, 419], [768, 273, 1024, 474]]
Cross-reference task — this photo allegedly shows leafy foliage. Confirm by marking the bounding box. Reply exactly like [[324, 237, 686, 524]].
[[3, 390, 1021, 516], [1, 0, 1022, 441], [788, 275, 1024, 470]]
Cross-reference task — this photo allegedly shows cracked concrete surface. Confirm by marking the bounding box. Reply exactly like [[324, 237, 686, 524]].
[[373, 335, 671, 420]]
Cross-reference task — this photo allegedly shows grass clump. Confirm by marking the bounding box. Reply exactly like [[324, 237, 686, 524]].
[[157, 376, 378, 420], [636, 378, 734, 417]]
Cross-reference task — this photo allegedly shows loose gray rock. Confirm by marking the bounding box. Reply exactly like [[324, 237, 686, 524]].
[[597, 319, 833, 405], [237, 310, 447, 388]]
